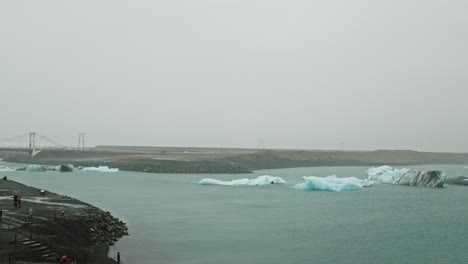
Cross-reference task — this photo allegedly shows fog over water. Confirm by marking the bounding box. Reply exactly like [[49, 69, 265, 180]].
[[1, 1, 467, 151]]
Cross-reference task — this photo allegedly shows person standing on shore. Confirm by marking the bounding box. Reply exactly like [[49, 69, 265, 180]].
[[28, 207, 33, 222], [117, 252, 120, 264], [13, 194, 18, 208]]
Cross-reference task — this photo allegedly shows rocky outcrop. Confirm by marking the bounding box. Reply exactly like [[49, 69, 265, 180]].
[[84, 207, 128, 246], [0, 180, 127, 263]]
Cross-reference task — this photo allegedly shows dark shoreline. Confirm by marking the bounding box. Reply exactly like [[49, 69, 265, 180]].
[[0, 179, 127, 263], [3, 156, 251, 174]]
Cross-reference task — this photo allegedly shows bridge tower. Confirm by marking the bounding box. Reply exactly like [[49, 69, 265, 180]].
[[29, 132, 37, 157]]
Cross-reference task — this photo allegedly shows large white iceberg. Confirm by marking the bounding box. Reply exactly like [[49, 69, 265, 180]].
[[0, 166, 16, 172], [294, 176, 371, 191], [199, 175, 286, 186], [366, 166, 446, 187], [80, 166, 119, 173], [366, 166, 410, 184]]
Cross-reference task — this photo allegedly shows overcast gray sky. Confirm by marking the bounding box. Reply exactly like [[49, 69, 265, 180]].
[[1, 1, 467, 152]]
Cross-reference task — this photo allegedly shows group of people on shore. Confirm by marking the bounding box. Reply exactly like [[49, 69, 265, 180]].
[[12, 193, 33, 222], [3, 188, 121, 263], [0, 195, 33, 230], [0, 194, 26, 225]]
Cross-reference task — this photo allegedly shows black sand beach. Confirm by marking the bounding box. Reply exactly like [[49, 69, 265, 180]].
[[0, 178, 127, 263]]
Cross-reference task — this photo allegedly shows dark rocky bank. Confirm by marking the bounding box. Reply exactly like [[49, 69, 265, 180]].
[[4, 156, 251, 174], [0, 179, 128, 263]]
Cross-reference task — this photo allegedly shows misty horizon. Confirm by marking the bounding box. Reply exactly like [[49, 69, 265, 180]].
[[1, 1, 467, 152]]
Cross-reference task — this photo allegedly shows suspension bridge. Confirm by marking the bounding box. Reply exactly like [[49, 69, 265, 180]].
[[0, 132, 85, 158]]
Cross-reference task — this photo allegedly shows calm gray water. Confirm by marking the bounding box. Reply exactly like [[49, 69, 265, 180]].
[[2, 162, 468, 264]]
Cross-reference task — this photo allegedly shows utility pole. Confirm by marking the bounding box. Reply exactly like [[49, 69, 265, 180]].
[[78, 133, 85, 151], [258, 138, 265, 150]]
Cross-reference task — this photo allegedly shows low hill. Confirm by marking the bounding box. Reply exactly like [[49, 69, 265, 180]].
[[224, 149, 468, 170], [2, 147, 468, 173]]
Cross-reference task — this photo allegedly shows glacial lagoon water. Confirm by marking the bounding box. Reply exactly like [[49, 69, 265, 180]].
[[2, 162, 468, 264]]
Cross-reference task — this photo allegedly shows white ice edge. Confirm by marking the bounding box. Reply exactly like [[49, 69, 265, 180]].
[[294, 175, 372, 191], [199, 175, 286, 186]]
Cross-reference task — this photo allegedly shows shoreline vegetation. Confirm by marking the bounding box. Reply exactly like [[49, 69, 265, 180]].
[[2, 147, 468, 174], [0, 179, 127, 263]]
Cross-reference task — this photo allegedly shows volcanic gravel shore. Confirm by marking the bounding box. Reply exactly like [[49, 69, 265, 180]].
[[0, 179, 128, 263]]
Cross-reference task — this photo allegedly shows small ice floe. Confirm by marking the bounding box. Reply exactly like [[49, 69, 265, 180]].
[[199, 175, 286, 186], [80, 166, 119, 173], [294, 175, 371, 192], [445, 176, 468, 186], [0, 166, 16, 172], [25, 164, 49, 172]]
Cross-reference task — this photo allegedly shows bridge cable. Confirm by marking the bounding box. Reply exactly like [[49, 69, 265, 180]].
[[35, 134, 71, 150]]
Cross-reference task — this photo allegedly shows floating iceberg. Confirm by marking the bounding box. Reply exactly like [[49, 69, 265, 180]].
[[294, 176, 371, 192], [366, 166, 410, 184], [446, 176, 468, 186], [0, 166, 16, 172], [366, 166, 446, 187], [80, 166, 119, 173], [199, 175, 286, 186], [54, 164, 74, 172], [25, 164, 49, 172]]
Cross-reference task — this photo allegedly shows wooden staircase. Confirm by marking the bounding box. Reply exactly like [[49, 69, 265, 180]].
[[18, 238, 58, 261]]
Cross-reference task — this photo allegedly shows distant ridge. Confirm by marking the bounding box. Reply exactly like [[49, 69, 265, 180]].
[[2, 148, 468, 174], [224, 149, 468, 170]]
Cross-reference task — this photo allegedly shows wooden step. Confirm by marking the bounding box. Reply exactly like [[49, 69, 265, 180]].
[[27, 242, 43, 248], [31, 246, 49, 252], [22, 240, 37, 245], [42, 252, 57, 259]]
